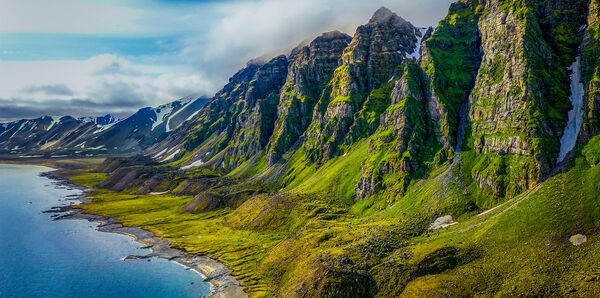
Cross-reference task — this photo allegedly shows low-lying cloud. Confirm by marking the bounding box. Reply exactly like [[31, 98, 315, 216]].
[[20, 84, 74, 96], [0, 97, 142, 121], [0, 54, 215, 121]]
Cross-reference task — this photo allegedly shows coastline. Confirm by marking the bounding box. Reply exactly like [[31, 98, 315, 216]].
[[31, 165, 247, 298]]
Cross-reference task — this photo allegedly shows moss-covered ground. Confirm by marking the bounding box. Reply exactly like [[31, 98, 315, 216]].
[[51, 135, 600, 297]]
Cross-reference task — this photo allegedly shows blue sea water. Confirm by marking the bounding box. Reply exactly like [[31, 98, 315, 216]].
[[0, 164, 211, 298]]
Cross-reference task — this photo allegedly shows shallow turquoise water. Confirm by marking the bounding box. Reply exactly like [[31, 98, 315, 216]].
[[0, 164, 211, 298]]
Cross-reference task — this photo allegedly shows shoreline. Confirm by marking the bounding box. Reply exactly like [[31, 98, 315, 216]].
[[36, 167, 247, 298]]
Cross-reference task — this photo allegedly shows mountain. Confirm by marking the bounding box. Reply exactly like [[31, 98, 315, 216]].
[[152, 11, 433, 170], [83, 96, 211, 154], [78, 114, 120, 126], [14, 2, 600, 297], [0, 115, 105, 155], [0, 96, 210, 156]]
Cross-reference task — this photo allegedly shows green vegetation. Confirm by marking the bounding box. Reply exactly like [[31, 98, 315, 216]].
[[67, 133, 600, 297], [68, 173, 107, 188], [421, 0, 482, 148]]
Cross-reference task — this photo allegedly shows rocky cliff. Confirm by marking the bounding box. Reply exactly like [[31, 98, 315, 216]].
[[266, 31, 352, 166], [303, 7, 425, 165], [465, 0, 589, 197], [582, 0, 600, 140]]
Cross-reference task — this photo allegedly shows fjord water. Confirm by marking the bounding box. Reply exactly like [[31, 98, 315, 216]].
[[0, 164, 210, 298]]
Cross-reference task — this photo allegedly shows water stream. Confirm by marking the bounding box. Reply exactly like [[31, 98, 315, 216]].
[[557, 56, 585, 163]]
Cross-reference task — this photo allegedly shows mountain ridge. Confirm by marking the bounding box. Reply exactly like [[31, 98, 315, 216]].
[[0, 96, 210, 156]]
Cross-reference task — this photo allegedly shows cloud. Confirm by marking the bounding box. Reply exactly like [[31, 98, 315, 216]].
[[20, 84, 74, 96], [183, 0, 453, 84], [0, 54, 215, 121], [0, 98, 138, 122]]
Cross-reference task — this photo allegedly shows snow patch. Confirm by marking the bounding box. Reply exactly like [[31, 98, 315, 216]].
[[13, 122, 27, 137], [557, 57, 585, 163], [79, 114, 119, 125], [148, 191, 169, 195], [180, 159, 204, 170], [88, 145, 105, 150], [186, 110, 200, 122], [151, 103, 176, 131], [46, 116, 62, 131], [165, 96, 197, 132], [93, 122, 116, 134], [152, 148, 169, 159], [161, 149, 181, 162], [429, 215, 457, 230], [404, 27, 428, 60]]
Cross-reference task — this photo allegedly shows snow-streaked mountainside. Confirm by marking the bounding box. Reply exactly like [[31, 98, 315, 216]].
[[78, 114, 120, 126], [0, 96, 210, 156]]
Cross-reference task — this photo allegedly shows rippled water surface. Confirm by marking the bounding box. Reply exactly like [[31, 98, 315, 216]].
[[0, 164, 210, 298]]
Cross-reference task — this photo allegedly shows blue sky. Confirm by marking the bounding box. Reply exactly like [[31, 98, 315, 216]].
[[0, 0, 453, 121]]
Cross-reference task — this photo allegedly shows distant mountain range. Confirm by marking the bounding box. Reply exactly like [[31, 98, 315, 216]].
[[0, 96, 210, 156]]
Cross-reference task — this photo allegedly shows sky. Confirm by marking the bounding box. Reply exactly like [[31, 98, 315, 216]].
[[0, 0, 453, 122]]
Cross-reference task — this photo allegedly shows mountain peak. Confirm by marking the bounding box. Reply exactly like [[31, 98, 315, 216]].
[[318, 30, 349, 40], [369, 7, 408, 25], [78, 114, 119, 126]]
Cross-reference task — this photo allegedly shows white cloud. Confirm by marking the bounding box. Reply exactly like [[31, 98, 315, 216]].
[[0, 54, 215, 120]]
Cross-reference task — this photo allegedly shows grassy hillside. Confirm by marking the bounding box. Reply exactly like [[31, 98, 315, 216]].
[[60, 135, 600, 297]]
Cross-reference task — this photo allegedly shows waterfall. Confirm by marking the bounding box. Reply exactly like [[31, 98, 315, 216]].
[[557, 56, 585, 163]]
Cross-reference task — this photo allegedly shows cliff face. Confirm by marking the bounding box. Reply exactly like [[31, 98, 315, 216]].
[[465, 0, 589, 198], [164, 56, 289, 171], [352, 1, 484, 200], [420, 1, 483, 152], [266, 31, 352, 166], [223, 56, 289, 169], [355, 63, 435, 200], [303, 8, 424, 165], [582, 0, 600, 140]]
